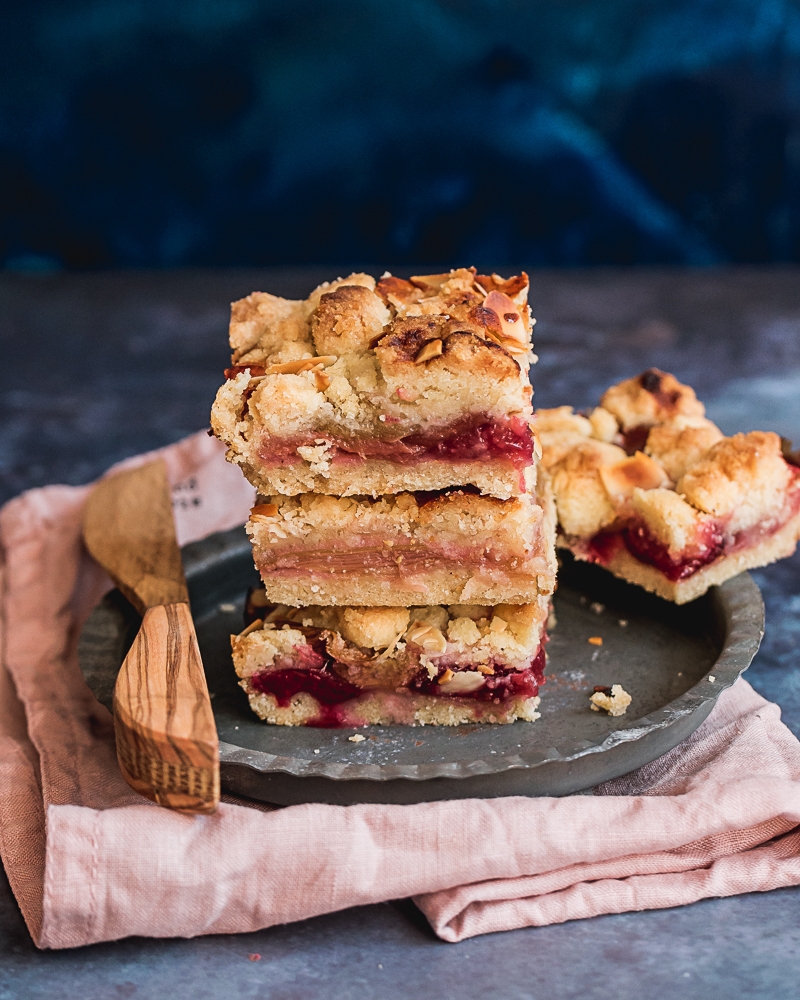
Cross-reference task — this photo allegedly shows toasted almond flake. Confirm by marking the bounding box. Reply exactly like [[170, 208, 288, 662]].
[[250, 503, 278, 518], [314, 370, 331, 391], [264, 604, 291, 623], [237, 618, 263, 637], [348, 734, 366, 743], [438, 668, 455, 685], [265, 356, 337, 375], [406, 622, 448, 653], [485, 291, 528, 343], [414, 338, 443, 363], [439, 670, 485, 694], [406, 623, 432, 645], [498, 337, 529, 355], [478, 663, 495, 675], [588, 636, 603, 646], [375, 628, 406, 661]]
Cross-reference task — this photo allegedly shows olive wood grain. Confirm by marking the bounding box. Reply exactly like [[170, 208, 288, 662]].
[[114, 602, 219, 813], [82, 460, 188, 615], [82, 460, 219, 813]]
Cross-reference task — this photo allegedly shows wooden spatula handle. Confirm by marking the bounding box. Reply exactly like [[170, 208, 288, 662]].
[[113, 602, 220, 814]]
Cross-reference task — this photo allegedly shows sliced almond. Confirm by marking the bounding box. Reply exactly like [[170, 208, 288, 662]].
[[409, 273, 450, 290], [481, 327, 528, 356], [439, 670, 485, 694], [405, 623, 431, 645], [414, 339, 443, 364], [264, 604, 292, 624], [484, 291, 528, 344], [476, 273, 529, 302], [438, 667, 455, 684], [497, 337, 529, 355], [406, 622, 448, 653], [314, 370, 331, 391], [265, 356, 337, 376], [250, 503, 278, 518], [237, 618, 264, 638]]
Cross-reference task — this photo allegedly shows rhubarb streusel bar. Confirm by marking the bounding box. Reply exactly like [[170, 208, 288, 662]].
[[211, 269, 537, 499], [246, 473, 556, 608], [233, 594, 549, 726], [537, 368, 800, 603]]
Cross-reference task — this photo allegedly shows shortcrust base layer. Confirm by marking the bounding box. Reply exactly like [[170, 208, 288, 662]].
[[561, 505, 800, 604], [254, 567, 548, 609], [235, 456, 534, 500], [240, 683, 540, 727]]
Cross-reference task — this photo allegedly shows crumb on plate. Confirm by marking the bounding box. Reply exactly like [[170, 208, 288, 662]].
[[590, 684, 632, 717]]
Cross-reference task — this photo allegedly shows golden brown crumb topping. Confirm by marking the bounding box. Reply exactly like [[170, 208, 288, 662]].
[[210, 269, 539, 498], [601, 368, 705, 431], [537, 370, 800, 548]]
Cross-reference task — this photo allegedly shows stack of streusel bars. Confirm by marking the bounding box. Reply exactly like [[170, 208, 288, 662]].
[[211, 269, 557, 726]]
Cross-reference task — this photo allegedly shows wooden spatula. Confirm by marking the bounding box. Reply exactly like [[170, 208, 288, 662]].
[[82, 459, 219, 814]]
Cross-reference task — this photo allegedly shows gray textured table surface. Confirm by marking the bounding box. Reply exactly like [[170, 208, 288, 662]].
[[1, 266, 800, 998]]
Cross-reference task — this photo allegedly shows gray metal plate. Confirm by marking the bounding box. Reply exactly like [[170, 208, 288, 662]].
[[78, 526, 764, 805]]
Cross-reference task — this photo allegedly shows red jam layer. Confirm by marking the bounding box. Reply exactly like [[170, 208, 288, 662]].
[[623, 522, 725, 581], [250, 667, 362, 706], [585, 469, 800, 581], [409, 646, 546, 702], [257, 416, 534, 471], [247, 646, 545, 727], [620, 425, 651, 456], [585, 522, 724, 582]]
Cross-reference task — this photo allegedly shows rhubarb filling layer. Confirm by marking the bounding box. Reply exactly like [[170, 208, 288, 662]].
[[246, 644, 546, 728], [255, 415, 534, 471], [580, 470, 800, 582], [253, 541, 547, 585]]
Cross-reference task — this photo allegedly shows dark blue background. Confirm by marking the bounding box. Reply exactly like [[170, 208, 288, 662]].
[[3, 0, 800, 270]]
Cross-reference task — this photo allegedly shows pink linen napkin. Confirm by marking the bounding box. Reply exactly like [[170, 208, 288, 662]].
[[1, 431, 799, 950]]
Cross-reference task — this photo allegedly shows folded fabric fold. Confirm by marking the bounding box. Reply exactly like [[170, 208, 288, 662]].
[[1, 431, 799, 950]]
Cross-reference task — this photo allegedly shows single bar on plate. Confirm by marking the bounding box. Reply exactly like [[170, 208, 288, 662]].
[[246, 473, 557, 608], [536, 368, 800, 603], [232, 596, 549, 727], [210, 268, 537, 499]]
